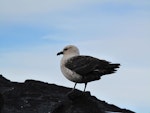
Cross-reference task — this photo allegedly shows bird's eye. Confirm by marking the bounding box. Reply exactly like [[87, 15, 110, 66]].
[[64, 48, 68, 51]]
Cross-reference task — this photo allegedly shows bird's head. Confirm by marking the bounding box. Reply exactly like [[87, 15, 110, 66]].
[[57, 45, 80, 56]]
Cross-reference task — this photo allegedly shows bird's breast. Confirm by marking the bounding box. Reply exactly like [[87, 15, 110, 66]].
[[60, 64, 82, 83]]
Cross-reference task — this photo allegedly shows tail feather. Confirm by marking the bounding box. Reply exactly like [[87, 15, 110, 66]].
[[110, 63, 120, 68], [101, 63, 120, 75], [109, 63, 120, 73]]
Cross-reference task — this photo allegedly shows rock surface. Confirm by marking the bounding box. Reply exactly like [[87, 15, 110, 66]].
[[0, 75, 134, 113]]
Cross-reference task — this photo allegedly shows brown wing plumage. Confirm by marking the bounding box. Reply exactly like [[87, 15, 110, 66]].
[[65, 55, 120, 82]]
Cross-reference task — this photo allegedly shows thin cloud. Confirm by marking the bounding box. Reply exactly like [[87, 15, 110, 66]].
[[0, 0, 101, 16], [0, 0, 149, 20]]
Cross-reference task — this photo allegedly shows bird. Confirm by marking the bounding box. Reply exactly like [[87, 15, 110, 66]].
[[57, 45, 120, 92]]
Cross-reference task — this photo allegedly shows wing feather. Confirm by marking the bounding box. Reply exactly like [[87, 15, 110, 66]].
[[65, 55, 119, 76]]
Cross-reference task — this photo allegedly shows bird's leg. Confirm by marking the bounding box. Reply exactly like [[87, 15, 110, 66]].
[[72, 82, 77, 91], [83, 83, 87, 92]]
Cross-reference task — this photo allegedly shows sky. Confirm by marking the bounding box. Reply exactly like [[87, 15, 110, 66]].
[[0, 0, 150, 113]]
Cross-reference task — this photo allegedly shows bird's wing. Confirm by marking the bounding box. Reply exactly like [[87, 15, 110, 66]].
[[65, 55, 113, 76]]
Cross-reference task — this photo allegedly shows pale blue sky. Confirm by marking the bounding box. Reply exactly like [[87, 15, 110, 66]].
[[0, 1, 150, 113]]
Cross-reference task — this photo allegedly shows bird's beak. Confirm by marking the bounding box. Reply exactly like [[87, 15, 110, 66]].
[[57, 51, 63, 56]]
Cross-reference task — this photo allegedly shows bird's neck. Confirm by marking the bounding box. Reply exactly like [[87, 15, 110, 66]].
[[61, 54, 79, 65]]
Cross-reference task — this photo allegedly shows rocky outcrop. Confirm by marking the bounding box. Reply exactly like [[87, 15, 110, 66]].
[[0, 75, 134, 113]]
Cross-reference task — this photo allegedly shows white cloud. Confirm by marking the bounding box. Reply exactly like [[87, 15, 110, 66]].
[[0, 0, 105, 16], [0, 0, 75, 15], [0, 0, 149, 23]]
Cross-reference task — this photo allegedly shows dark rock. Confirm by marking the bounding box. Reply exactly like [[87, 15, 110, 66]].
[[0, 75, 135, 113], [0, 93, 4, 113]]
